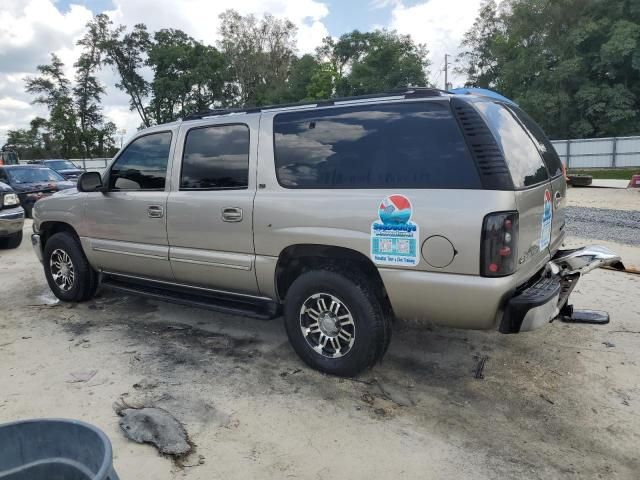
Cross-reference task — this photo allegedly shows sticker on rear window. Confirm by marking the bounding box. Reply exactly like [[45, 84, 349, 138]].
[[371, 194, 419, 266], [540, 189, 553, 249]]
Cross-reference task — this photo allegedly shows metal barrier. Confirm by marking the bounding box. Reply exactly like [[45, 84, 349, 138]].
[[552, 136, 640, 169], [68, 158, 111, 172]]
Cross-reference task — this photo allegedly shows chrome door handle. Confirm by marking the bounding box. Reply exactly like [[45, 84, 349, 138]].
[[222, 207, 243, 222], [147, 205, 164, 218]]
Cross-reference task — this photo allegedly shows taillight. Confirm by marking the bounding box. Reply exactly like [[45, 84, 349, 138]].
[[481, 211, 519, 277]]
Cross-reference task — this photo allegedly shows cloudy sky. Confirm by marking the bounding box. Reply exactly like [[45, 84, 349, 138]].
[[0, 0, 481, 146]]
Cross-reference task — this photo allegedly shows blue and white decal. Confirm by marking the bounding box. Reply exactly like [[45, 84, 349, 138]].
[[371, 194, 420, 266], [540, 189, 553, 249]]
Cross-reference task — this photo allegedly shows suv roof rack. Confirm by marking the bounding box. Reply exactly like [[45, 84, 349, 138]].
[[182, 87, 448, 121]]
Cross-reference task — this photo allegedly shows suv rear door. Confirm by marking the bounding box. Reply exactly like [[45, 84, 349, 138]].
[[165, 117, 260, 295], [474, 101, 553, 282]]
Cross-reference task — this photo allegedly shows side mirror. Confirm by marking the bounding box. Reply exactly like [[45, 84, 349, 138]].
[[77, 172, 104, 192]]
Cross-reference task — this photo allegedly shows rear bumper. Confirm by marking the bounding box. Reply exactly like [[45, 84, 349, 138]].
[[500, 245, 623, 333], [0, 207, 25, 237]]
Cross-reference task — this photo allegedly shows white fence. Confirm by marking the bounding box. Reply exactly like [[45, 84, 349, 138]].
[[551, 136, 640, 169], [68, 158, 111, 172]]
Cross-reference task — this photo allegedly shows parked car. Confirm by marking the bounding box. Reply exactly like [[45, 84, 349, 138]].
[[0, 181, 24, 249], [31, 88, 622, 376], [0, 165, 75, 218], [40, 159, 85, 180]]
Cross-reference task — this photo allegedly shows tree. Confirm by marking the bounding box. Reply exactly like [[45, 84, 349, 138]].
[[456, 0, 502, 88], [86, 14, 152, 127], [75, 21, 106, 158], [6, 117, 50, 160], [218, 10, 297, 106], [147, 29, 226, 123], [25, 54, 78, 158], [458, 0, 640, 138], [315, 30, 430, 97]]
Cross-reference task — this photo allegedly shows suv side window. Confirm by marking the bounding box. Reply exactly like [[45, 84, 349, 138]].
[[273, 102, 481, 189], [475, 102, 549, 188], [109, 132, 172, 191], [180, 124, 249, 190], [0, 169, 8, 183]]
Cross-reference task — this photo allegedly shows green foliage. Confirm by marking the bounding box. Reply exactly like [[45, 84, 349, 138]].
[[218, 10, 297, 107], [147, 29, 226, 123], [25, 54, 79, 158], [18, 9, 434, 157], [458, 0, 640, 139], [315, 30, 430, 97], [568, 168, 640, 180]]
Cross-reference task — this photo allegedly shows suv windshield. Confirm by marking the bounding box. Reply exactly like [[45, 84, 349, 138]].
[[7, 167, 65, 184], [46, 160, 77, 170]]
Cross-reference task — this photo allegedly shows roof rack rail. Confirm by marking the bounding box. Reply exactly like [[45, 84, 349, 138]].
[[182, 87, 447, 121]]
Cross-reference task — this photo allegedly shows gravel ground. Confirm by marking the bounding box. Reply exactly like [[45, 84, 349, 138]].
[[566, 206, 640, 246]]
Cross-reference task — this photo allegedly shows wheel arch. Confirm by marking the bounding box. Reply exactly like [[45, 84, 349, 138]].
[[274, 244, 394, 317], [39, 221, 80, 249]]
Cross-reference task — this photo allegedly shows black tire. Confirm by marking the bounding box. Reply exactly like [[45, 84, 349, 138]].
[[284, 267, 391, 377], [0, 231, 22, 249], [43, 232, 99, 302], [568, 174, 592, 187]]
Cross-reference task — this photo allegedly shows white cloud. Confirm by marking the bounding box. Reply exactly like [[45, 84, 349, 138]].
[[106, 0, 329, 54], [0, 0, 330, 146], [388, 0, 481, 89]]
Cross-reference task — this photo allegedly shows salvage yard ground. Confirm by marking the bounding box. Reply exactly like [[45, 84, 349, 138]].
[[1, 187, 639, 479]]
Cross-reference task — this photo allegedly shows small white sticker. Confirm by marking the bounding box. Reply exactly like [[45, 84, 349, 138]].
[[371, 194, 420, 267], [540, 189, 553, 250]]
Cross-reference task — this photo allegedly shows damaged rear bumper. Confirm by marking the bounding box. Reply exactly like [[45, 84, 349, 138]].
[[500, 245, 623, 334]]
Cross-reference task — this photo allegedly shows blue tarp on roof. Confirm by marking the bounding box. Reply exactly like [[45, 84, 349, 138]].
[[449, 87, 517, 105]]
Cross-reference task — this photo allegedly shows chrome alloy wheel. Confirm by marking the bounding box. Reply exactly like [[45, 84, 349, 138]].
[[50, 248, 75, 292], [299, 292, 355, 358]]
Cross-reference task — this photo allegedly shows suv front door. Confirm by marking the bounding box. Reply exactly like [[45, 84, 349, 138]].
[[166, 118, 259, 295], [82, 130, 175, 280]]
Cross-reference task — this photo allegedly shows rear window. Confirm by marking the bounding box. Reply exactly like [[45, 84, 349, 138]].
[[475, 102, 549, 188], [273, 102, 481, 189]]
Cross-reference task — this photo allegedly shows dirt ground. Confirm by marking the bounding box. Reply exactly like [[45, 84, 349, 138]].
[[1, 188, 639, 479], [567, 184, 639, 210]]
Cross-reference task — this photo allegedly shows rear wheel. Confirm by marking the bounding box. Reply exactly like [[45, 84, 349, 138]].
[[43, 232, 98, 302], [284, 267, 390, 377], [0, 231, 22, 249]]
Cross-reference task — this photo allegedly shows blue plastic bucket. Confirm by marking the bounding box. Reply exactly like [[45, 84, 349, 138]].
[[0, 418, 119, 479]]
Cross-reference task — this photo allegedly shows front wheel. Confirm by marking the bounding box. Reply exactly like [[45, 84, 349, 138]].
[[0, 231, 22, 249], [43, 232, 99, 302], [284, 267, 390, 377]]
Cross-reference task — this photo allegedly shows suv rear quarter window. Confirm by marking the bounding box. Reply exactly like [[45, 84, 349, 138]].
[[273, 102, 481, 189], [507, 105, 564, 178], [474, 102, 549, 188]]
